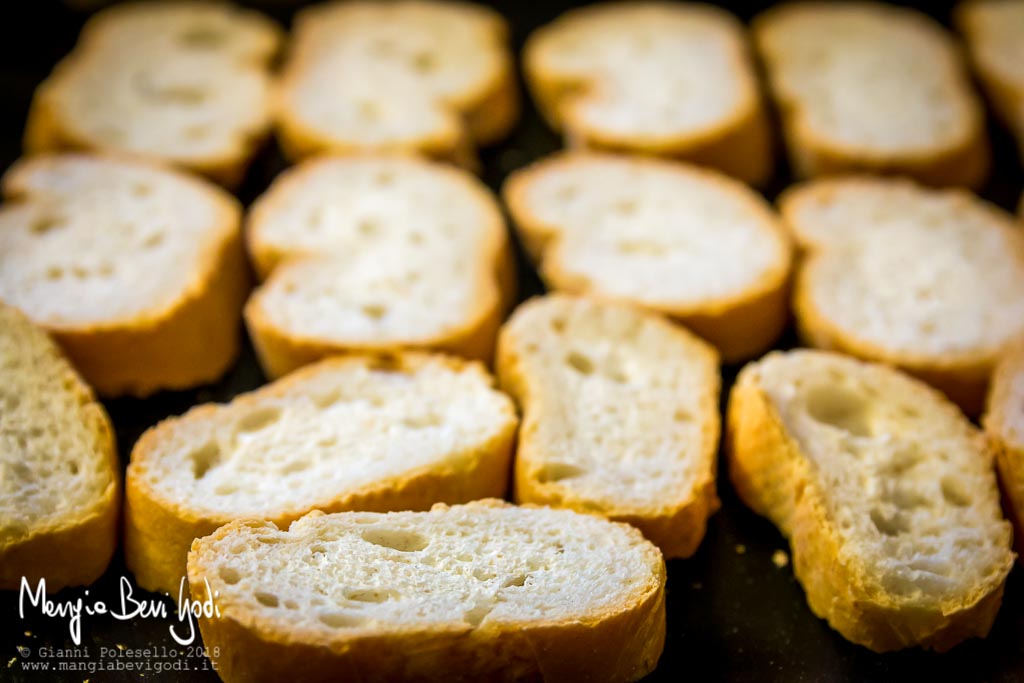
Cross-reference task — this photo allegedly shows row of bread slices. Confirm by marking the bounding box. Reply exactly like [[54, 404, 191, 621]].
[[2, 289, 1023, 681], [25, 0, 1024, 189], [2, 151, 1023, 416]]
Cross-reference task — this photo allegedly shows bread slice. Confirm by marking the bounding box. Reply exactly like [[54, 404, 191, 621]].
[[0, 154, 248, 397], [754, 1, 989, 188], [275, 0, 518, 166], [524, 2, 772, 185], [780, 176, 1024, 415], [502, 152, 791, 362], [126, 353, 517, 597], [0, 303, 119, 591], [727, 349, 1014, 652], [24, 1, 282, 187], [497, 294, 719, 558], [984, 343, 1024, 563], [956, 0, 1024, 162], [187, 500, 665, 683]]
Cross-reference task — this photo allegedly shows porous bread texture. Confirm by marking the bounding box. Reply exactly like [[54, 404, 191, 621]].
[[244, 156, 510, 378], [275, 0, 518, 166], [187, 500, 665, 683], [497, 294, 719, 558], [956, 0, 1024, 161], [24, 1, 282, 187], [0, 303, 119, 591], [0, 153, 248, 397], [126, 353, 518, 597], [502, 152, 791, 362], [780, 176, 1024, 415], [754, 1, 989, 187], [727, 350, 1014, 652], [524, 2, 772, 185], [984, 343, 1024, 562]]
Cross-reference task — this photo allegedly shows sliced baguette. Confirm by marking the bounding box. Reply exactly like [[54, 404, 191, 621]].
[[187, 500, 665, 683], [984, 343, 1024, 562], [0, 154, 248, 397], [754, 1, 989, 187], [956, 0, 1024, 162], [24, 1, 282, 187], [780, 176, 1024, 415], [726, 349, 1014, 652], [0, 303, 119, 591], [126, 353, 517, 597], [502, 152, 791, 362], [524, 2, 772, 185], [497, 294, 719, 558], [275, 0, 518, 166]]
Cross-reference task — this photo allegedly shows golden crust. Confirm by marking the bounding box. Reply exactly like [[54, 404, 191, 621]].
[[984, 342, 1024, 563], [125, 353, 518, 598], [186, 505, 665, 683], [726, 352, 1012, 652], [502, 152, 792, 363]]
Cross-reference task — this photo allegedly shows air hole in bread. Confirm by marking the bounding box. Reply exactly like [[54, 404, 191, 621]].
[[804, 384, 874, 437], [179, 26, 227, 49], [97, 263, 114, 277], [357, 218, 378, 235], [502, 574, 527, 588], [357, 100, 381, 121], [312, 388, 343, 409], [409, 231, 424, 245], [472, 568, 496, 581], [617, 240, 666, 256], [361, 304, 387, 320], [284, 600, 298, 610], [366, 355, 404, 373], [674, 408, 691, 422], [309, 544, 326, 555], [150, 84, 208, 105], [884, 485, 930, 510], [45, 266, 63, 280], [215, 483, 238, 496], [318, 611, 366, 628], [219, 567, 241, 585], [919, 320, 937, 334], [184, 124, 209, 140], [254, 591, 279, 608], [345, 588, 392, 603], [132, 183, 152, 197], [882, 445, 923, 476], [463, 601, 494, 627], [236, 406, 282, 433], [615, 198, 638, 215], [280, 459, 311, 475], [142, 232, 165, 249], [317, 435, 338, 448], [402, 412, 442, 429], [566, 350, 595, 375], [941, 476, 971, 507], [360, 527, 429, 552], [411, 51, 437, 73], [67, 461, 79, 475], [550, 317, 567, 333], [189, 441, 221, 479], [30, 215, 64, 234], [537, 462, 587, 483], [257, 536, 286, 545], [870, 508, 911, 536], [374, 170, 395, 186]]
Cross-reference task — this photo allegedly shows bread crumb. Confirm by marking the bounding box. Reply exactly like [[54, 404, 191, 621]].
[[734, 544, 746, 555], [116, 643, 125, 651], [772, 549, 789, 568], [7, 657, 16, 668], [23, 631, 31, 637]]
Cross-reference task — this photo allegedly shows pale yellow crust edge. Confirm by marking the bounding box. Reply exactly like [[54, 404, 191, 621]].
[[502, 152, 792, 363], [186, 504, 665, 683], [726, 352, 1012, 652], [125, 354, 518, 597], [984, 343, 1024, 563]]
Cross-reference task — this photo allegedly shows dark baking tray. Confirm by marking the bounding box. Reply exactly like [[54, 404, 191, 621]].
[[1, 1, 1022, 681]]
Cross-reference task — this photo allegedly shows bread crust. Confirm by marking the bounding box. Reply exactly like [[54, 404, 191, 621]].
[[126, 354, 518, 597], [0, 306, 120, 591], [274, 1, 519, 167], [524, 2, 772, 185], [186, 502, 665, 683], [502, 152, 792, 362], [754, 1, 990, 188], [726, 351, 1013, 652], [984, 343, 1024, 563], [1, 154, 249, 397]]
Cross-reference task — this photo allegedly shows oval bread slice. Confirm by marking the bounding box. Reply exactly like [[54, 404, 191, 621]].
[[187, 500, 665, 683], [781, 176, 1024, 415], [727, 349, 1014, 652], [0, 154, 248, 397], [502, 152, 791, 362], [0, 303, 119, 591], [524, 2, 772, 184], [984, 343, 1024, 562], [24, 1, 282, 186], [126, 353, 517, 597], [275, 0, 518, 166], [497, 294, 719, 558], [754, 1, 988, 187]]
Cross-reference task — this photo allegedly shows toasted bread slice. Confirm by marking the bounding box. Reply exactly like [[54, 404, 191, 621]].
[[754, 2, 988, 187], [24, 1, 281, 186], [956, 0, 1024, 161], [275, 0, 518, 166], [727, 350, 1014, 652], [0, 303, 119, 591], [0, 154, 248, 397], [126, 353, 517, 597], [187, 500, 665, 683], [502, 152, 791, 362], [497, 295, 719, 558], [780, 176, 1024, 415], [984, 343, 1024, 562], [524, 2, 772, 184]]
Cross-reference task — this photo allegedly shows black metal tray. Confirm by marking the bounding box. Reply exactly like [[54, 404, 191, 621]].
[[2, 2, 1022, 681]]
